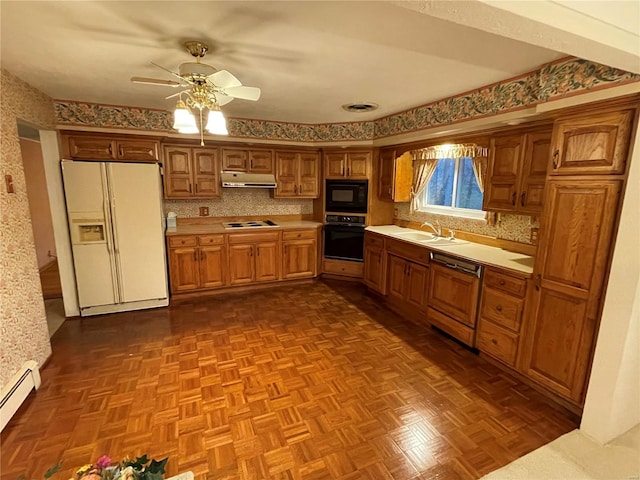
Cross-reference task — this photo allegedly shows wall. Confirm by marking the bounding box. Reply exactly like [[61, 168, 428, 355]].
[[581, 120, 640, 443], [165, 189, 313, 218], [395, 204, 536, 244], [0, 69, 56, 389], [20, 138, 56, 268]]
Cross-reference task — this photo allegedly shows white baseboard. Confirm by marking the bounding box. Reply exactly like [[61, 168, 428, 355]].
[[0, 360, 41, 431]]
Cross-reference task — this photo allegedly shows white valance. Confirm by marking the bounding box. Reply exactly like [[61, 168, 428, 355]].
[[411, 143, 488, 161]]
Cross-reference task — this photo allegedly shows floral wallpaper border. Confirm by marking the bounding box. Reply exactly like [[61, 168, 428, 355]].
[[54, 57, 639, 142]]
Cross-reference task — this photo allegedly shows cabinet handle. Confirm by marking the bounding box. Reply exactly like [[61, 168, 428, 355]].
[[535, 274, 542, 291], [341, 166, 345, 176], [499, 279, 506, 286], [118, 145, 124, 157], [491, 339, 498, 345], [257, 247, 260, 256], [520, 192, 526, 207], [294, 185, 298, 194], [108, 144, 113, 155], [188, 183, 192, 193], [552, 149, 559, 169], [388, 187, 392, 195], [250, 159, 254, 170], [299, 184, 303, 194], [496, 305, 503, 312], [250, 248, 253, 257], [284, 245, 287, 255], [193, 251, 197, 262], [511, 192, 516, 206], [347, 167, 351, 177], [200, 251, 204, 261], [195, 183, 198, 193]]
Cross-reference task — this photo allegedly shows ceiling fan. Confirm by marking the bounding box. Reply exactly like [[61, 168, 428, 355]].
[[131, 40, 261, 141]]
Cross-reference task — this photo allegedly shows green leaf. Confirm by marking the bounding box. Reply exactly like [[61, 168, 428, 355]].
[[135, 455, 149, 467], [44, 463, 62, 478], [148, 458, 168, 475]]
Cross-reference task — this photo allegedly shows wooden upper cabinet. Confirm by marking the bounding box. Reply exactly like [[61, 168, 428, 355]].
[[550, 109, 633, 176], [484, 135, 522, 211], [248, 150, 274, 173], [163, 146, 220, 199], [221, 148, 274, 173], [484, 128, 551, 215], [324, 151, 371, 179], [193, 149, 219, 197], [68, 136, 117, 160], [66, 135, 159, 162], [274, 151, 320, 198], [116, 139, 159, 162], [521, 179, 623, 403], [378, 149, 412, 202], [519, 131, 552, 214]]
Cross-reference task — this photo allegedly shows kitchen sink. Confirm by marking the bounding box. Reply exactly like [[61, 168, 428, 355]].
[[420, 237, 463, 246], [395, 231, 435, 241]]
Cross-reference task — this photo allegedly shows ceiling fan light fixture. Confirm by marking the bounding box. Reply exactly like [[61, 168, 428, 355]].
[[173, 99, 197, 131], [205, 106, 228, 135]]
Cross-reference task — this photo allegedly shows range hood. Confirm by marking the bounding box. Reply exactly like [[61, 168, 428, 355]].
[[221, 171, 277, 188]]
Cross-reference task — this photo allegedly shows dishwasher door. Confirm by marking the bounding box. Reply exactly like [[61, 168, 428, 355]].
[[430, 252, 482, 277]]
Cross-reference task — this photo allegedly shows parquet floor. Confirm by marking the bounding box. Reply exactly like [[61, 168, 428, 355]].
[[1, 280, 578, 480]]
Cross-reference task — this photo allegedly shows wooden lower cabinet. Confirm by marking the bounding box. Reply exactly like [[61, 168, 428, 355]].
[[363, 233, 386, 294], [255, 242, 280, 282], [386, 254, 429, 310], [228, 240, 281, 285], [168, 237, 226, 293], [519, 179, 623, 403], [228, 244, 255, 285], [283, 239, 317, 279]]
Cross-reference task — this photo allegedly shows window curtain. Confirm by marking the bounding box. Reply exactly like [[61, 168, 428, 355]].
[[410, 157, 438, 213], [470, 154, 497, 225]]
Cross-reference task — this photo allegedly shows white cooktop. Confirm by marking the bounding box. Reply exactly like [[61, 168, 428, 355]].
[[222, 220, 279, 229]]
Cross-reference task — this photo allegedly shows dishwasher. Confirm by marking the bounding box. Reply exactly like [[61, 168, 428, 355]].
[[427, 252, 483, 347]]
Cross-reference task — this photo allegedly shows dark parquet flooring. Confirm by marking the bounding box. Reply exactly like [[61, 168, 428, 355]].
[[1, 280, 578, 480]]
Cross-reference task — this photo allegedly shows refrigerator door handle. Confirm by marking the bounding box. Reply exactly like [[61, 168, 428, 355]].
[[105, 164, 124, 304]]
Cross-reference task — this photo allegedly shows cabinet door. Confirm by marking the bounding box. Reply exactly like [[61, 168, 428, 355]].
[[387, 255, 407, 302], [222, 149, 248, 171], [363, 246, 386, 294], [193, 148, 220, 197], [199, 245, 226, 288], [168, 247, 199, 292], [163, 147, 193, 198], [299, 152, 320, 198], [249, 150, 274, 173], [255, 242, 280, 282], [406, 263, 429, 310], [117, 139, 159, 162], [68, 136, 117, 160], [428, 263, 480, 327], [483, 135, 521, 212], [283, 239, 317, 279], [521, 179, 622, 402], [550, 110, 633, 176], [378, 149, 395, 201], [324, 153, 346, 178], [519, 131, 551, 214], [228, 245, 255, 285], [347, 152, 371, 179], [274, 151, 298, 197]]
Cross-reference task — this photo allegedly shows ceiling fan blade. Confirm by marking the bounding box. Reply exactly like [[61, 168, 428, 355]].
[[151, 62, 184, 81], [209, 69, 241, 88], [224, 85, 261, 101], [216, 95, 235, 106], [131, 76, 182, 87]]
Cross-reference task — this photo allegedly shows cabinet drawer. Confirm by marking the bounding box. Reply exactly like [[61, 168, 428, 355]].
[[484, 268, 527, 297], [168, 236, 197, 248], [228, 232, 281, 244], [364, 232, 384, 249], [427, 307, 475, 347], [283, 229, 316, 240], [479, 287, 524, 332], [323, 259, 363, 277], [198, 235, 224, 246], [477, 320, 518, 366], [386, 238, 429, 266]]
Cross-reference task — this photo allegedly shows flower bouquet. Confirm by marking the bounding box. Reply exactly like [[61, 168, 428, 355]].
[[21, 455, 169, 480]]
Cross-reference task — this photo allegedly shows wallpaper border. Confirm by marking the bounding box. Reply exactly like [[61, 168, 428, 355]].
[[54, 58, 639, 142]]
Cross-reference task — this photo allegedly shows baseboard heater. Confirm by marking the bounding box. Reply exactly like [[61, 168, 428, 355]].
[[0, 360, 41, 431]]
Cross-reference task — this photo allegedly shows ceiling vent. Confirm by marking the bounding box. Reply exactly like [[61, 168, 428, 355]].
[[342, 102, 379, 113]]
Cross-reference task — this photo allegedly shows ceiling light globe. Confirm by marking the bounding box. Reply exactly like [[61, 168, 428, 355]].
[[173, 101, 198, 131], [206, 109, 228, 135]]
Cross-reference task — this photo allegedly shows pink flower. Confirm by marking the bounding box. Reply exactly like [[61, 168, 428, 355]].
[[95, 455, 111, 469]]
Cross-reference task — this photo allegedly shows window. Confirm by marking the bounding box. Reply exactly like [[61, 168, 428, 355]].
[[419, 156, 485, 219]]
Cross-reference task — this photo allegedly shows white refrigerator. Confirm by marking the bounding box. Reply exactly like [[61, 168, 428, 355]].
[[62, 160, 168, 316]]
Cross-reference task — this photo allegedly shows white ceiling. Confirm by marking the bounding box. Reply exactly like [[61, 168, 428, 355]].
[[1, 1, 565, 124]]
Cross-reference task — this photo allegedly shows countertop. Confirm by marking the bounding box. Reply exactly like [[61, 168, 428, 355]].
[[366, 225, 534, 276], [166, 220, 323, 236]]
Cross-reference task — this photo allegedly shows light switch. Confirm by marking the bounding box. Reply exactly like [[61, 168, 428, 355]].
[[5, 174, 15, 194]]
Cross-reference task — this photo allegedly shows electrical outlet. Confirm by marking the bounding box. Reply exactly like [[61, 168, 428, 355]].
[[393, 208, 398, 218], [199, 206, 209, 216], [530, 227, 539, 245]]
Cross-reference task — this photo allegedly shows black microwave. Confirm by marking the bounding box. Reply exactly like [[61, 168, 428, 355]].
[[325, 180, 368, 213]]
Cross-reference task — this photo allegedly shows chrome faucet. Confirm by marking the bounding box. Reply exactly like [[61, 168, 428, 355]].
[[421, 221, 442, 237]]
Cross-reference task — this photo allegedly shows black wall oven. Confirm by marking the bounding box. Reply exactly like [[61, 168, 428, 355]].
[[323, 215, 366, 262], [325, 180, 368, 213]]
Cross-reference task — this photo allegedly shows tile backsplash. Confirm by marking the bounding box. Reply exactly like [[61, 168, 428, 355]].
[[395, 203, 538, 244], [164, 188, 313, 218]]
